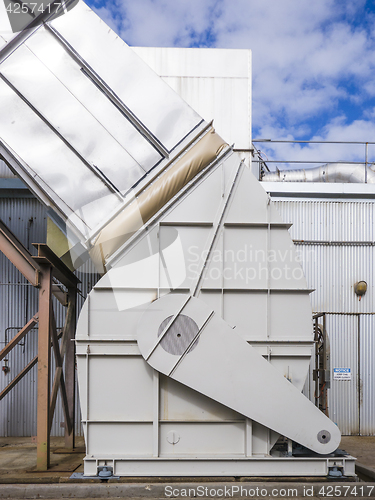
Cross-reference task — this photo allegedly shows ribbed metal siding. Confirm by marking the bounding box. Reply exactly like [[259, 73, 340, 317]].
[[274, 199, 375, 435], [0, 198, 46, 437], [276, 200, 375, 242], [327, 314, 359, 435], [0, 196, 99, 436], [293, 244, 374, 314], [0, 161, 15, 178], [360, 314, 375, 435]]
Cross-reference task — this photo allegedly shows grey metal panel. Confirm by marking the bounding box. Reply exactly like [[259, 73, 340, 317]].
[[273, 198, 375, 435], [273, 200, 375, 314], [275, 200, 375, 242], [293, 244, 374, 314], [0, 160, 15, 178], [0, 197, 46, 436], [327, 314, 359, 436], [360, 314, 375, 436]]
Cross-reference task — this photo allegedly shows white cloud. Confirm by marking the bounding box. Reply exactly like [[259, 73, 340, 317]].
[[91, 0, 375, 167], [94, 0, 220, 47], [210, 1, 375, 130]]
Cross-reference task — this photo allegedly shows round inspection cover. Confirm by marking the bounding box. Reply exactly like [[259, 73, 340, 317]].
[[166, 431, 180, 445], [158, 314, 199, 355], [317, 430, 331, 444]]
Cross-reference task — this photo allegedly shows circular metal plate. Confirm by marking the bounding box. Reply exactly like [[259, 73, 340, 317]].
[[317, 430, 331, 444], [158, 314, 199, 355], [166, 431, 180, 445]]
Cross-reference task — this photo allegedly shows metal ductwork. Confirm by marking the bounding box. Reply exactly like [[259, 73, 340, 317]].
[[0, 2, 356, 478], [263, 163, 375, 183]]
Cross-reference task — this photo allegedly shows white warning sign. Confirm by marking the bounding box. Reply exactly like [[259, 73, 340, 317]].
[[333, 368, 351, 381]]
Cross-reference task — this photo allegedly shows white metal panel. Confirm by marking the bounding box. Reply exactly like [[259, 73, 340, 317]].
[[133, 47, 252, 152], [1, 45, 148, 186], [88, 356, 154, 421], [163, 76, 250, 151], [0, 79, 119, 231], [223, 292, 267, 338], [137, 294, 340, 454], [269, 293, 312, 341], [132, 47, 250, 79], [159, 375, 243, 421], [159, 422, 245, 456], [159, 225, 213, 292], [50, 3, 202, 152], [25, 28, 162, 171], [75, 152, 322, 475], [88, 423, 153, 455]]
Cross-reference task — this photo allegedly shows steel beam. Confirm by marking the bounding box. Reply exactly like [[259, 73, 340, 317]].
[[52, 284, 68, 306], [0, 315, 38, 362], [33, 243, 80, 289], [0, 356, 38, 401], [36, 264, 52, 471], [49, 310, 72, 436], [0, 219, 40, 286], [64, 288, 77, 449], [0, 221, 78, 465], [1, 329, 63, 402]]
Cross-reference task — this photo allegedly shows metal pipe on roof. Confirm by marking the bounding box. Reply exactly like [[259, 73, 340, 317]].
[[262, 163, 375, 183]]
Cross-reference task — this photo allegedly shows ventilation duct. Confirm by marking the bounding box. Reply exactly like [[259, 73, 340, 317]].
[[263, 163, 375, 183], [0, 2, 356, 478]]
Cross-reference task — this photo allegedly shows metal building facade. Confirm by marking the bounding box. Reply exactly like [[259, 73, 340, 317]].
[[0, 185, 98, 436], [0, 38, 373, 438], [268, 187, 375, 435], [1, 184, 374, 436]]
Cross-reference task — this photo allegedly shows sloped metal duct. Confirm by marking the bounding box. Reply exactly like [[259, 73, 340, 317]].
[[90, 129, 227, 269], [0, 1, 204, 244], [263, 163, 375, 183]]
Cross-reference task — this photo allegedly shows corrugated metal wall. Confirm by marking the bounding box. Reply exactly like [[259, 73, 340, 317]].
[[1, 194, 374, 436], [274, 199, 375, 435], [0, 161, 15, 178], [0, 194, 99, 436]]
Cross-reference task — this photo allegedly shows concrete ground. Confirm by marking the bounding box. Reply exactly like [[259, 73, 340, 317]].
[[0, 436, 374, 481], [0, 436, 375, 499], [340, 436, 375, 470], [0, 436, 85, 483]]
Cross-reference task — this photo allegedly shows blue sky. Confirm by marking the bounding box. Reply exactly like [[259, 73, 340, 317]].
[[86, 0, 375, 168]]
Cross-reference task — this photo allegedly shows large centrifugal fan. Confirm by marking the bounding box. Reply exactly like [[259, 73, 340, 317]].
[[0, 1, 354, 478]]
